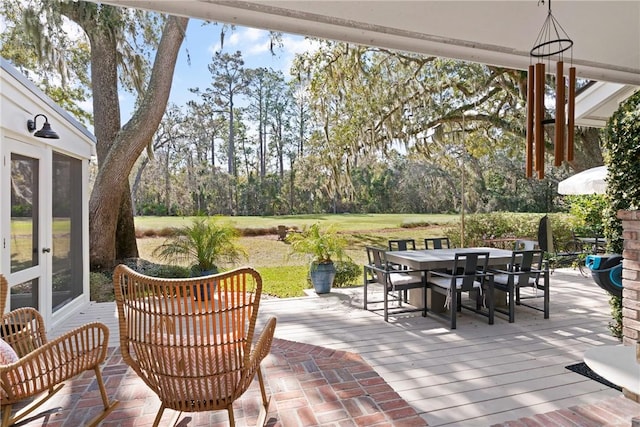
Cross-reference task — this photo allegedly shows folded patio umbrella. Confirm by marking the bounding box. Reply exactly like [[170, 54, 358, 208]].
[[557, 166, 607, 195]]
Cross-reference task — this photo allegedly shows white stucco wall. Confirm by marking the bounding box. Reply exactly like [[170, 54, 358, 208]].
[[0, 58, 96, 330]]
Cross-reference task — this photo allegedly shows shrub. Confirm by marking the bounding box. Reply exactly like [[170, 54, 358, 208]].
[[238, 227, 278, 237], [286, 223, 348, 264], [333, 260, 361, 287], [602, 89, 640, 339], [608, 295, 623, 338], [566, 195, 607, 236], [443, 212, 577, 248], [152, 217, 247, 275], [401, 221, 431, 229], [90, 272, 114, 302]]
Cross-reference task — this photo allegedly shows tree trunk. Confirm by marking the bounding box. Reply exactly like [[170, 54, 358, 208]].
[[571, 127, 605, 171], [86, 15, 189, 268], [228, 94, 235, 176], [77, 10, 122, 268], [131, 156, 150, 216], [164, 145, 171, 213], [115, 183, 139, 258]]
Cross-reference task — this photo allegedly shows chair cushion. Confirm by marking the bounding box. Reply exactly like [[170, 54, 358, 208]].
[[0, 337, 18, 365], [0, 337, 22, 400], [429, 277, 482, 310], [389, 272, 422, 286], [134, 334, 244, 407], [493, 273, 537, 286], [429, 277, 481, 289]]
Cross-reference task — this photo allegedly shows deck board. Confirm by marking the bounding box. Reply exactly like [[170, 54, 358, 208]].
[[51, 267, 636, 426]]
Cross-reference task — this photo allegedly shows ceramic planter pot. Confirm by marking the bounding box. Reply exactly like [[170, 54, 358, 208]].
[[191, 267, 218, 300], [309, 261, 336, 294]]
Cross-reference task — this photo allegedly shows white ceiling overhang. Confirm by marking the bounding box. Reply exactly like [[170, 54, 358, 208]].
[[95, 0, 640, 123], [574, 82, 637, 127]]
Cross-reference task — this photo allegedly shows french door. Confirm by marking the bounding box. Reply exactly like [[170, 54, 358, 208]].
[[2, 137, 84, 326], [2, 138, 49, 314]]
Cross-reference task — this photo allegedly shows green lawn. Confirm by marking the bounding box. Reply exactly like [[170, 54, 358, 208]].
[[134, 213, 458, 233], [134, 214, 457, 299]]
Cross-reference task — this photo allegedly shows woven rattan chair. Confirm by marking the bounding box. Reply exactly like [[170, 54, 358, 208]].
[[113, 265, 277, 427], [0, 274, 117, 427]]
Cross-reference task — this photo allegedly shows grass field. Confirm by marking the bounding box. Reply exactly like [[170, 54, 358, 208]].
[[135, 213, 458, 233], [136, 213, 458, 266], [134, 214, 457, 298]]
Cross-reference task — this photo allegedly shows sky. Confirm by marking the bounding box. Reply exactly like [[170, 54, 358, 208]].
[[119, 19, 321, 122]]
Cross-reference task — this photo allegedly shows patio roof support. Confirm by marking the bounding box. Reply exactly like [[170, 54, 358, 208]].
[[616, 210, 640, 402]]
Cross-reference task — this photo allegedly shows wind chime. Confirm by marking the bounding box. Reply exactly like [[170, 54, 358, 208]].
[[526, 0, 575, 179]]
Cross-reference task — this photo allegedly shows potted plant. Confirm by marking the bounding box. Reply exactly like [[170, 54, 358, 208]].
[[287, 223, 350, 294], [152, 217, 247, 298]]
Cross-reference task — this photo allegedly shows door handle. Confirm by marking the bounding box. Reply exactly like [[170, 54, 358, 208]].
[[42, 247, 51, 253]]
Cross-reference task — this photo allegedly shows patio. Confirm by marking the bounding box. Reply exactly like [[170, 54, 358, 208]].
[[37, 267, 640, 426]]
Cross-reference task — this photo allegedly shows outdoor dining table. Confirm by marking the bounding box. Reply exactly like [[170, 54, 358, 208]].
[[385, 247, 515, 271], [385, 247, 516, 312]]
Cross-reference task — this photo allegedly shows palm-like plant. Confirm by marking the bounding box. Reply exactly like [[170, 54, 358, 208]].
[[287, 223, 348, 264], [153, 218, 246, 275], [287, 223, 350, 294]]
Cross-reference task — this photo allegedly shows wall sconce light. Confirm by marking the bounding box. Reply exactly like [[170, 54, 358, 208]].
[[27, 114, 60, 139]]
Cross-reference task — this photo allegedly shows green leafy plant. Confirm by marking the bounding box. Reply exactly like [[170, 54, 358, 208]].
[[443, 212, 576, 248], [286, 223, 349, 265], [333, 260, 361, 287], [152, 217, 247, 275], [608, 295, 623, 338], [90, 272, 114, 302], [602, 89, 640, 339], [566, 195, 607, 236]]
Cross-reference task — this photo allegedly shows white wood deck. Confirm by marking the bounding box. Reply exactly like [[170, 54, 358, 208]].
[[53, 268, 628, 426]]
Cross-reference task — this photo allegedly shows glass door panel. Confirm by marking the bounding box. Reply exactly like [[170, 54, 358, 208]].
[[51, 153, 83, 311], [9, 152, 40, 309]]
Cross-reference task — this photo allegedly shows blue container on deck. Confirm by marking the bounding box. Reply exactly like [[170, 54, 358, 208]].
[[585, 254, 623, 297]]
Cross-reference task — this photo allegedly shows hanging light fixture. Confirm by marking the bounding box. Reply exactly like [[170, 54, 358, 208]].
[[27, 114, 60, 139], [526, 0, 575, 179]]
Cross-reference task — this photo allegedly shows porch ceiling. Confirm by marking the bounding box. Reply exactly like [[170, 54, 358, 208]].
[[94, 1, 640, 125]]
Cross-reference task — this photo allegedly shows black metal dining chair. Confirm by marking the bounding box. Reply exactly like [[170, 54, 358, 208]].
[[388, 239, 416, 251], [424, 237, 451, 250], [387, 239, 417, 300], [364, 246, 427, 322], [427, 251, 494, 329], [490, 249, 549, 322], [513, 239, 537, 250]]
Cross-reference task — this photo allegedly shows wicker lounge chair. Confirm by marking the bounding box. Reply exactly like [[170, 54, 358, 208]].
[[0, 274, 117, 427], [113, 265, 277, 426]]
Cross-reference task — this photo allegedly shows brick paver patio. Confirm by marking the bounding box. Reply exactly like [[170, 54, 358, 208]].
[[13, 336, 640, 427], [19, 275, 640, 426], [11, 338, 426, 427]]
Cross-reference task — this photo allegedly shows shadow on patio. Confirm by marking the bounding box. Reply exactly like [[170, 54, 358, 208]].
[[40, 268, 640, 426], [11, 338, 425, 427]]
